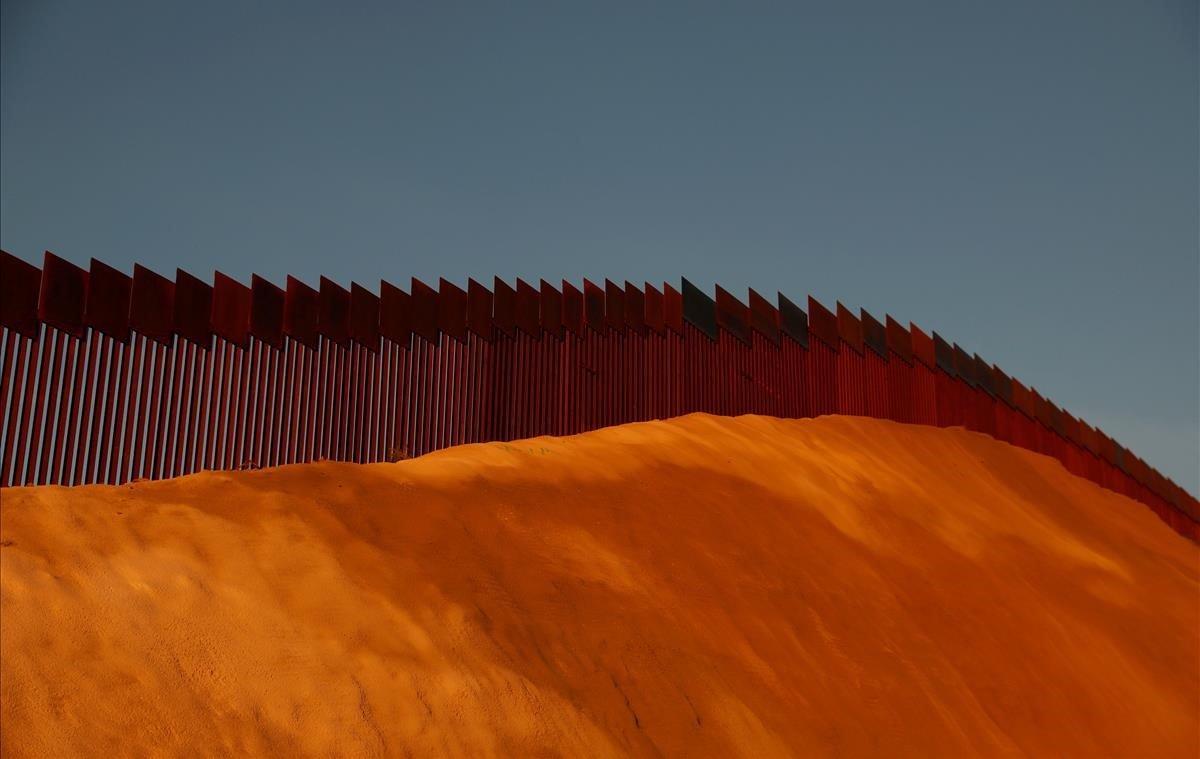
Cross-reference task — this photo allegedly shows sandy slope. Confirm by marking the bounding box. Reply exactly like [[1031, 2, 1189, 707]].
[[1, 414, 1196, 757]]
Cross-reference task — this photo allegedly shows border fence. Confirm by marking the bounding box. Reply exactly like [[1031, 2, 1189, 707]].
[[2, 250, 1196, 542]]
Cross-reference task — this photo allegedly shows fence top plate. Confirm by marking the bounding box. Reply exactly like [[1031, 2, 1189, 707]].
[[715, 286, 751, 346], [953, 344, 975, 387], [85, 258, 133, 341], [515, 279, 540, 337], [250, 274, 285, 348], [379, 280, 412, 346], [1, 251, 42, 338], [682, 278, 717, 340], [583, 279, 605, 334], [604, 280, 626, 334], [861, 309, 887, 360], [41, 252, 90, 339], [351, 282, 382, 350], [130, 264, 175, 345], [285, 276, 320, 348], [932, 333, 956, 376], [409, 278, 439, 344], [467, 279, 493, 340], [174, 269, 213, 348], [493, 278, 516, 337], [748, 289, 780, 346], [910, 324, 934, 368], [664, 283, 684, 335], [211, 272, 251, 348], [885, 315, 912, 365], [437, 278, 467, 344], [991, 365, 1014, 407], [836, 303, 863, 355], [973, 354, 994, 396], [541, 280, 563, 339], [777, 293, 808, 348], [624, 282, 647, 336], [807, 297, 838, 350], [560, 280, 583, 336], [643, 283, 664, 335]]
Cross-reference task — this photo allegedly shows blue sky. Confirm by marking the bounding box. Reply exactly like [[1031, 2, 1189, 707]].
[[2, 1, 1197, 492]]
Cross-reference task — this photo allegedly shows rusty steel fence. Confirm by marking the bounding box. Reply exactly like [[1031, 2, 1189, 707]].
[[2, 250, 1196, 542]]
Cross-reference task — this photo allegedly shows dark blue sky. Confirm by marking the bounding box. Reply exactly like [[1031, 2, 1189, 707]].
[[3, 1, 1197, 492]]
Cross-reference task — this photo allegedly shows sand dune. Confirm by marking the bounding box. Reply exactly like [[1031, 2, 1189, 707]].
[[1, 414, 1196, 757]]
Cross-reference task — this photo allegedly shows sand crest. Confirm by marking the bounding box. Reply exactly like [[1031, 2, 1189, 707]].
[[1, 414, 1196, 757]]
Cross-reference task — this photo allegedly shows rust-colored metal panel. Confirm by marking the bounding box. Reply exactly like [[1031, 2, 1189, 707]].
[[932, 333, 956, 376], [1112, 441, 1130, 477], [1078, 420, 1096, 455], [861, 309, 887, 360], [1111, 440, 1127, 474], [515, 279, 539, 336], [992, 365, 1014, 407], [1048, 400, 1066, 438], [1062, 410, 1081, 447], [663, 283, 683, 335], [541, 280, 563, 338], [836, 303, 863, 355], [560, 281, 583, 336], [211, 272, 251, 348], [950, 350, 977, 397], [318, 277, 352, 347], [85, 258, 133, 342], [682, 278, 717, 340], [1097, 431, 1116, 467], [644, 283, 664, 335], [885, 316, 911, 365], [1031, 388, 1050, 427], [910, 324, 935, 368], [584, 279, 605, 333], [250, 274, 285, 348], [39, 252, 89, 339], [468, 279, 494, 340], [380, 279, 411, 345], [174, 269, 213, 347], [437, 279, 467, 344], [778, 294, 808, 348], [973, 354, 994, 396], [284, 276, 320, 348], [493, 278, 516, 337], [624, 282, 646, 335], [1, 251, 41, 338], [748, 289, 780, 346], [1011, 378, 1035, 419], [952, 345, 975, 387], [351, 282, 382, 350], [715, 286, 751, 346], [410, 278, 438, 343], [604, 279, 625, 334], [807, 297, 838, 349], [130, 264, 175, 345], [1132, 455, 1148, 485]]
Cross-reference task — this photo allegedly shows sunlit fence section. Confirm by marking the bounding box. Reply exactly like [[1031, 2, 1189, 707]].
[[1, 250, 1195, 541]]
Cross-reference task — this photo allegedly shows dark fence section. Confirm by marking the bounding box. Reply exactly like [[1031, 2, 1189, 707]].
[[2, 250, 1196, 542]]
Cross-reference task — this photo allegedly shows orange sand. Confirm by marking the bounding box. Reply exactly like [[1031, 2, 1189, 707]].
[[1, 414, 1197, 757]]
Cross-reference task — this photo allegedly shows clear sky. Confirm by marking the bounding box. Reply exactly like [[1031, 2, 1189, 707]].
[[2, 1, 1197, 492]]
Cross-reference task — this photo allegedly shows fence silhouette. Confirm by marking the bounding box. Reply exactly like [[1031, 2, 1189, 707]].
[[2, 250, 1196, 542]]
